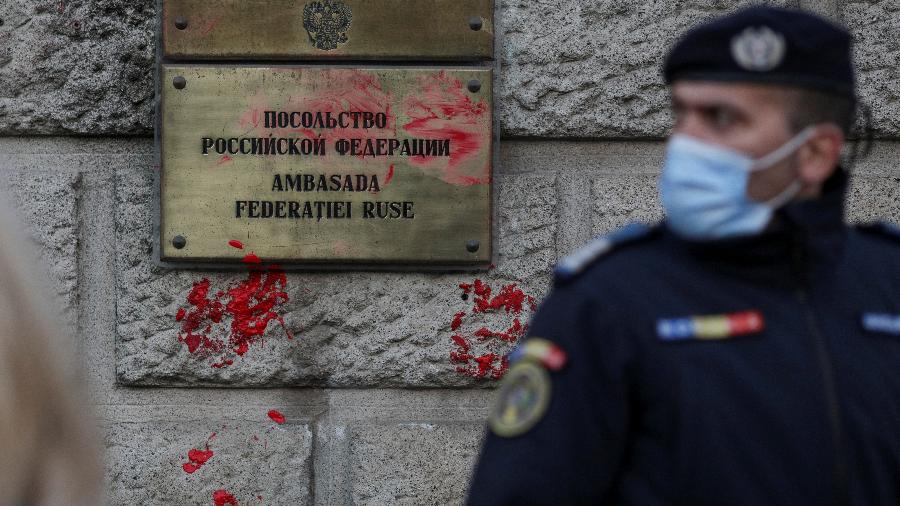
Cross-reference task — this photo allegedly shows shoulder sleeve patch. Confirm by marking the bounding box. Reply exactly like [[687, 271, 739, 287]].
[[554, 222, 657, 283], [856, 221, 900, 244], [488, 361, 551, 438]]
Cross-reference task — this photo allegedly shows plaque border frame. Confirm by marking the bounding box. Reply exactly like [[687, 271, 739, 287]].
[[153, 0, 499, 271]]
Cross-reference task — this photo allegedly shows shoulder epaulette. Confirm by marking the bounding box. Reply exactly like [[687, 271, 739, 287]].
[[856, 221, 900, 244], [554, 223, 658, 284]]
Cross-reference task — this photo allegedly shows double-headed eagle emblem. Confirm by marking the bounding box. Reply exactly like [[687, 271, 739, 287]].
[[303, 0, 353, 51]]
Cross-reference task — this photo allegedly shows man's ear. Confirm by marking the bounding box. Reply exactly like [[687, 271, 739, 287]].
[[796, 124, 844, 185]]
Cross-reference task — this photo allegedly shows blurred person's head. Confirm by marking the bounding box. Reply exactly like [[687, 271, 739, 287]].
[[0, 204, 101, 505], [659, 6, 857, 240]]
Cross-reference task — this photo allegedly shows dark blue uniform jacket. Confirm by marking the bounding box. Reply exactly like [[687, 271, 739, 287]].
[[468, 170, 900, 505]]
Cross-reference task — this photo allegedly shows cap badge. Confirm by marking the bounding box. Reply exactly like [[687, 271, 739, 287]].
[[730, 26, 786, 72]]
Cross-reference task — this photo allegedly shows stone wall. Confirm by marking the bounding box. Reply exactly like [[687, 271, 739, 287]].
[[1, 1, 898, 504]]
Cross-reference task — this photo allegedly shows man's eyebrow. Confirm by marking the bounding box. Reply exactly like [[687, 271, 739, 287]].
[[672, 97, 750, 117]]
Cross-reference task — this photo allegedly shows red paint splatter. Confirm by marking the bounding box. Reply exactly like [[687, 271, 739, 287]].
[[450, 279, 537, 379], [267, 410, 285, 424], [211, 358, 234, 368], [217, 155, 233, 166], [182, 448, 214, 474], [228, 240, 244, 250], [213, 489, 238, 506], [450, 311, 465, 331], [175, 253, 293, 368], [403, 72, 490, 186], [237, 69, 396, 160], [181, 432, 217, 474], [458, 280, 536, 315]]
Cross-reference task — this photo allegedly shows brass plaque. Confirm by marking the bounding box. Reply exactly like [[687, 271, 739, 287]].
[[159, 65, 493, 265], [162, 0, 493, 60]]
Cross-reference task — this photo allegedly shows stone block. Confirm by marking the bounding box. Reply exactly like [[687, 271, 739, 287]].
[[115, 167, 557, 386], [845, 174, 900, 225], [497, 0, 796, 138], [0, 170, 80, 323], [843, 0, 900, 137], [592, 173, 664, 235], [348, 423, 484, 505], [0, 1, 155, 134], [105, 418, 311, 505]]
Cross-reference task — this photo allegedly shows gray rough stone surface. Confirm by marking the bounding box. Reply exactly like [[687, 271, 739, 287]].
[[592, 173, 664, 235], [105, 419, 312, 505], [0, 170, 80, 323], [115, 167, 556, 386], [0, 0, 155, 134], [349, 423, 483, 505], [845, 142, 900, 225], [843, 0, 900, 137], [497, 0, 796, 138], [846, 174, 900, 224]]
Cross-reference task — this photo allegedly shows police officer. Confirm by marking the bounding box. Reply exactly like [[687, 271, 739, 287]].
[[468, 6, 900, 505]]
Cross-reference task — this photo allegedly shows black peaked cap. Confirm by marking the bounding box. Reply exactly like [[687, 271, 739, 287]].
[[663, 6, 855, 100]]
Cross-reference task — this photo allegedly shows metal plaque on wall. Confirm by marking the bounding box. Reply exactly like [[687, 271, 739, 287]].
[[158, 65, 493, 265], [162, 0, 493, 61]]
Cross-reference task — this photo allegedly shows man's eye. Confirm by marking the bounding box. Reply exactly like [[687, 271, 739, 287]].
[[712, 109, 734, 128]]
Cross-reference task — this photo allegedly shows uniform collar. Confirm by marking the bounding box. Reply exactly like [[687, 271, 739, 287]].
[[665, 168, 849, 289]]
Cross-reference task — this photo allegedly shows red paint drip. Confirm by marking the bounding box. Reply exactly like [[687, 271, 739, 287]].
[[383, 164, 395, 186], [175, 255, 293, 368], [228, 240, 244, 250], [267, 409, 286, 424], [213, 489, 238, 506], [242, 253, 262, 264], [450, 279, 536, 379]]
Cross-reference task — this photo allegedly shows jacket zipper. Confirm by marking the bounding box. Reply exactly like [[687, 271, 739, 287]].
[[792, 237, 849, 505]]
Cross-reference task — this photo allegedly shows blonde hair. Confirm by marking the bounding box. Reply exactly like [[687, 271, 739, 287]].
[[0, 204, 101, 505]]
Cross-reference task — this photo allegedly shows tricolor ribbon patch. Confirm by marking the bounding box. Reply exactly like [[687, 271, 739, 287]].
[[657, 310, 765, 341], [508, 338, 568, 371]]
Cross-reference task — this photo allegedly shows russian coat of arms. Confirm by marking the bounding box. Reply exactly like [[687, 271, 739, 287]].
[[302, 0, 353, 51]]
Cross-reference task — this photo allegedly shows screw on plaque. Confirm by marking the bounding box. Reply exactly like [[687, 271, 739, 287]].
[[466, 240, 480, 253], [467, 79, 481, 93], [468, 16, 483, 31], [173, 76, 186, 89], [172, 235, 187, 249], [174, 16, 188, 30]]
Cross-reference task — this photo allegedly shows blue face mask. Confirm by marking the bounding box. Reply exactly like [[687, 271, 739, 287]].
[[659, 127, 816, 240]]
